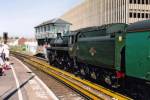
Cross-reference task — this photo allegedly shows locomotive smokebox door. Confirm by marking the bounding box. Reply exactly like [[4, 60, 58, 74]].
[[3, 32, 8, 43]]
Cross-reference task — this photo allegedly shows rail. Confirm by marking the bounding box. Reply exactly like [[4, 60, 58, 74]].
[[11, 51, 132, 100]]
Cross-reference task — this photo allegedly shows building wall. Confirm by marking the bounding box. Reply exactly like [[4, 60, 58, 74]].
[[25, 41, 38, 55], [18, 38, 27, 45], [61, 0, 150, 30], [128, 0, 150, 23]]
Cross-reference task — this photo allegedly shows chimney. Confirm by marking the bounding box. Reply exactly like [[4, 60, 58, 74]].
[[56, 33, 61, 38]]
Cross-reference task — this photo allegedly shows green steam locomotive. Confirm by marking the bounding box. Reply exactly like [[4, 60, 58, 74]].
[[46, 20, 150, 99]]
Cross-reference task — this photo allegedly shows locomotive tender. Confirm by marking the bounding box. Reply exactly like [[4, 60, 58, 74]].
[[46, 20, 150, 97]]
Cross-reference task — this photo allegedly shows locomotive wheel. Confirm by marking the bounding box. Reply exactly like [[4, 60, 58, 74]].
[[80, 68, 86, 76], [91, 71, 97, 80], [102, 73, 120, 88], [104, 75, 112, 85]]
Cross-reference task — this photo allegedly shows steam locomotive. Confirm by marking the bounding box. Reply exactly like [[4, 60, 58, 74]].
[[45, 20, 150, 99]]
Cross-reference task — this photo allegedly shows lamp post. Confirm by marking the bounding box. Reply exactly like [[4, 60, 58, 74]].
[[3, 32, 8, 44]]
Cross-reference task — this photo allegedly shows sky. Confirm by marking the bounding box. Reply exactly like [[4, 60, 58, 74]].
[[0, 0, 82, 38]]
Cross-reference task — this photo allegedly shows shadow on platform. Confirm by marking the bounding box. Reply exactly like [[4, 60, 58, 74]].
[[2, 75, 35, 100]]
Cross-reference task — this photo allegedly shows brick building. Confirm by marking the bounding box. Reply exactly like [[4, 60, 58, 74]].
[[18, 37, 27, 45]]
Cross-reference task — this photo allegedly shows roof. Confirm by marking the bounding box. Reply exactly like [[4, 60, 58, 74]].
[[35, 18, 71, 28], [69, 23, 127, 35], [127, 20, 150, 32]]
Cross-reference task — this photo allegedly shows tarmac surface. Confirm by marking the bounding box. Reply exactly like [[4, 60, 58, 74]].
[[0, 56, 58, 100]]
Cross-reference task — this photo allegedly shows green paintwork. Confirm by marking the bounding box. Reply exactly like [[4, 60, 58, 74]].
[[77, 37, 115, 69], [126, 31, 150, 81], [114, 34, 125, 71], [76, 23, 127, 70]]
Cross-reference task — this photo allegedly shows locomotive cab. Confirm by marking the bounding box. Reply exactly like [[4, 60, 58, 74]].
[[68, 31, 79, 58]]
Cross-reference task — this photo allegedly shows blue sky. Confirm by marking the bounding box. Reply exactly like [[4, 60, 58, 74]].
[[0, 0, 82, 38]]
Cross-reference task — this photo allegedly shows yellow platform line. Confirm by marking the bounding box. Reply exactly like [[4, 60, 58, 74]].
[[24, 58, 102, 100], [30, 58, 131, 100], [12, 52, 132, 100]]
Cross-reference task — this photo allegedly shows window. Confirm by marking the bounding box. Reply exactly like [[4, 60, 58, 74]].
[[146, 0, 148, 4], [40, 27, 43, 32], [46, 25, 49, 31], [48, 25, 50, 31], [138, 13, 140, 18], [134, 0, 136, 4], [142, 0, 144, 4], [129, 0, 132, 3], [129, 12, 132, 18], [142, 13, 144, 18], [138, 0, 140, 4], [134, 13, 136, 18], [146, 13, 148, 18], [44, 26, 46, 32]]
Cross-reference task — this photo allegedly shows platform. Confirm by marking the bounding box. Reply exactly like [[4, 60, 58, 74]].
[[0, 56, 58, 100]]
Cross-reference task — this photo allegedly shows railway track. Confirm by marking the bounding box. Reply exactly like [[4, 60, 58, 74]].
[[12, 51, 131, 100]]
